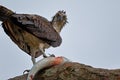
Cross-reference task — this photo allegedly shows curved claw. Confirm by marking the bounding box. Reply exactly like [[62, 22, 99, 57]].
[[43, 53, 55, 58], [49, 54, 55, 57], [23, 69, 30, 74]]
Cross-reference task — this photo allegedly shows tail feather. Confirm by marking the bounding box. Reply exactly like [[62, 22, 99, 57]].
[[0, 5, 14, 21]]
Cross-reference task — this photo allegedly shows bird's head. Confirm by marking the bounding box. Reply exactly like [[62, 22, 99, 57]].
[[51, 10, 68, 33]]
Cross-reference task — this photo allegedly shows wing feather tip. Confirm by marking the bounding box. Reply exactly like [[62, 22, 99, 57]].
[[51, 39, 62, 47]]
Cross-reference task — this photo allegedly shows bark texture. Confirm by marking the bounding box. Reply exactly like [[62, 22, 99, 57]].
[[8, 62, 120, 80]]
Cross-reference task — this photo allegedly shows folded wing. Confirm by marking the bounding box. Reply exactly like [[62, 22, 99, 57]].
[[11, 14, 62, 47]]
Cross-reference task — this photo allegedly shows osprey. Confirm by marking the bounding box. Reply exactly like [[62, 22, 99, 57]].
[[0, 5, 67, 64]]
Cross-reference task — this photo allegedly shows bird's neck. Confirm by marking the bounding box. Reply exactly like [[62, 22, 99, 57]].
[[52, 21, 65, 33]]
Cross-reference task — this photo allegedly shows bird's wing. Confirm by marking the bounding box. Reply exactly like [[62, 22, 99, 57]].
[[11, 14, 62, 47]]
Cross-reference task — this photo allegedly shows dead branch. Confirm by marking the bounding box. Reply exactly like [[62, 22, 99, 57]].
[[8, 62, 120, 80]]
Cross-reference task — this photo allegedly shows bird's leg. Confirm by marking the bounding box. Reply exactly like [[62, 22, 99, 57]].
[[31, 52, 36, 65], [23, 57, 35, 74], [39, 43, 55, 58], [41, 49, 48, 58], [42, 49, 55, 58], [23, 54, 36, 74], [31, 56, 36, 65], [39, 43, 48, 58], [43, 52, 48, 58], [23, 52, 36, 74]]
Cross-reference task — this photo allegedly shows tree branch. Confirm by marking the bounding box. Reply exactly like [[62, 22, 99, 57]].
[[8, 62, 120, 80]]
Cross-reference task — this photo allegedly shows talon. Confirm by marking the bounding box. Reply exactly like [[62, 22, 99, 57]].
[[43, 54, 48, 58], [43, 53, 48, 58], [49, 54, 55, 57], [23, 69, 30, 74]]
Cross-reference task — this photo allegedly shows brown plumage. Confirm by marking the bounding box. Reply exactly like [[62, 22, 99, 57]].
[[0, 5, 67, 64]]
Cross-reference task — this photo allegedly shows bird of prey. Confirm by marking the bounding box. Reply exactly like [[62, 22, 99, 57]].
[[0, 5, 67, 64]]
